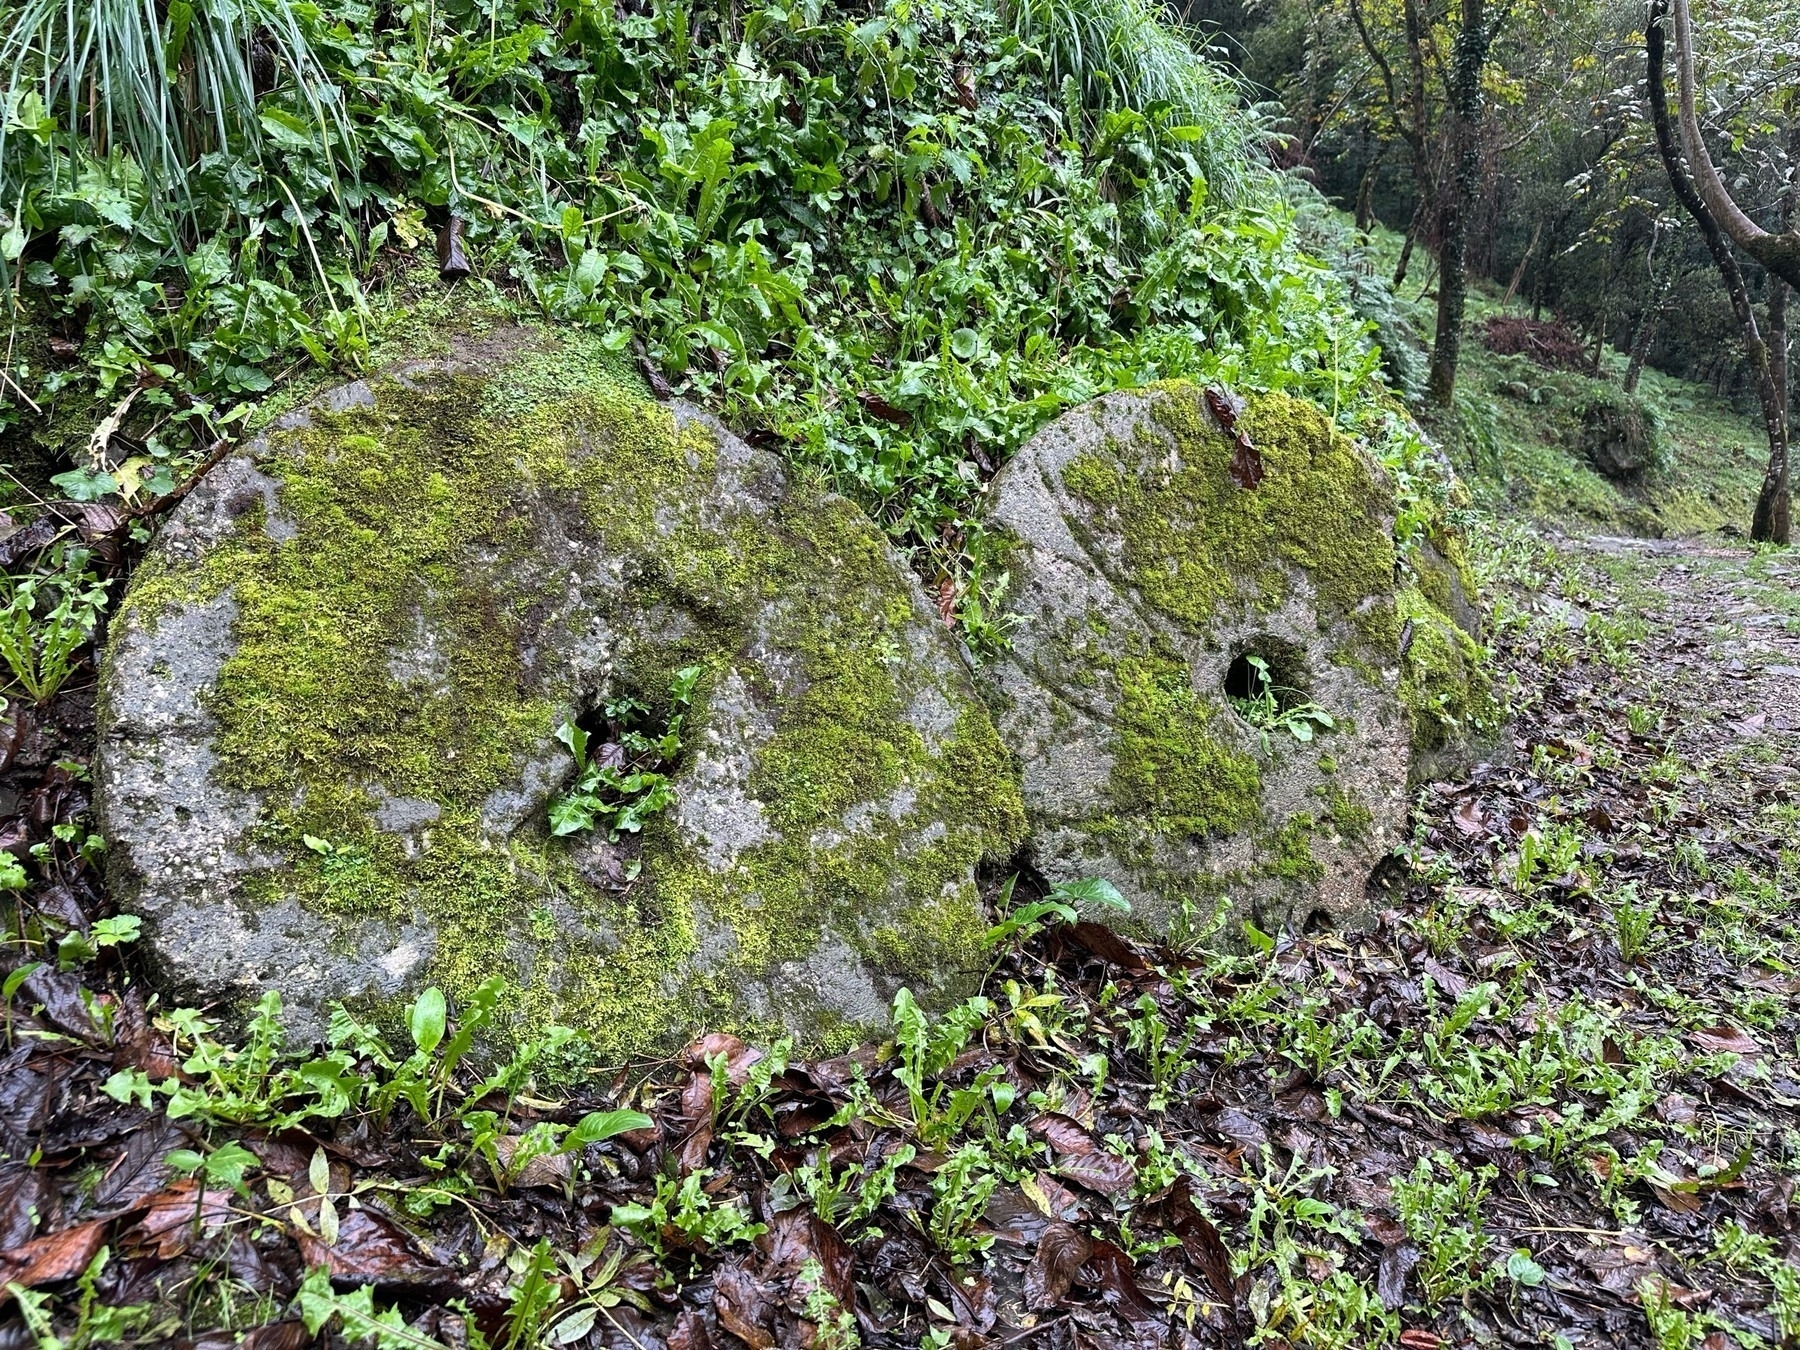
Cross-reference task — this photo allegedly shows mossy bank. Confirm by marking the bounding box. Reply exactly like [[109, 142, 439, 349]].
[[95, 329, 1024, 1058]]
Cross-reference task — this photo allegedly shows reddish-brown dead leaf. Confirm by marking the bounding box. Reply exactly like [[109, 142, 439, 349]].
[[668, 1309, 714, 1350], [1079, 1239, 1161, 1326], [760, 1209, 854, 1307], [1053, 1150, 1136, 1197], [713, 1260, 776, 1349], [1023, 1220, 1091, 1310], [685, 1033, 763, 1086], [239, 1324, 315, 1350], [1064, 921, 1149, 972], [1028, 1113, 1096, 1155], [1162, 1178, 1237, 1307], [1691, 1025, 1759, 1056], [296, 1205, 440, 1281], [126, 1181, 232, 1259], [1453, 799, 1489, 837], [0, 1219, 107, 1296], [1228, 437, 1266, 489], [856, 392, 911, 426]]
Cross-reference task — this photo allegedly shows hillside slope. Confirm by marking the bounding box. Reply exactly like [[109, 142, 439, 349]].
[[1342, 220, 1772, 538]]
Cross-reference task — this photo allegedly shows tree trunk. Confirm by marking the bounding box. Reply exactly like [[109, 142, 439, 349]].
[[1763, 274, 1791, 542], [1755, 127, 1796, 540], [1647, 0, 1788, 543], [1426, 0, 1494, 406], [1623, 315, 1657, 394], [1670, 0, 1800, 292], [1355, 145, 1384, 233]]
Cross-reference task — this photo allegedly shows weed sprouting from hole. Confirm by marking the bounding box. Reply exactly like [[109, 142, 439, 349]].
[[1226, 651, 1334, 752], [548, 665, 702, 840]]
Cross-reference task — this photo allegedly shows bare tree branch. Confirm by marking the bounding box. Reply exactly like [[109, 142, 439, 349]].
[[1649, 0, 1790, 542]]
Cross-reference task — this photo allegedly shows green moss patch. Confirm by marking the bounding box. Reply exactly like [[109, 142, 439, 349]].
[[1060, 388, 1400, 658], [1398, 585, 1499, 754], [1105, 648, 1263, 839]]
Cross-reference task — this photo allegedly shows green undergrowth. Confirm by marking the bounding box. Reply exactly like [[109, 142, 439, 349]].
[[0, 0, 1411, 646]]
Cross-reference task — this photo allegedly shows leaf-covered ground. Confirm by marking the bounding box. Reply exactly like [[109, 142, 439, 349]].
[[0, 519, 1796, 1350]]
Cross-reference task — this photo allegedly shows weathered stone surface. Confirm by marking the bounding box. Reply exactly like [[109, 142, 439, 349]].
[[97, 329, 1024, 1052], [1579, 395, 1659, 484], [983, 384, 1414, 936]]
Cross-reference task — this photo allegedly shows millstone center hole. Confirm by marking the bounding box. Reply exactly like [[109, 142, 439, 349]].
[[1223, 653, 1264, 702], [553, 666, 704, 877], [1223, 640, 1311, 714]]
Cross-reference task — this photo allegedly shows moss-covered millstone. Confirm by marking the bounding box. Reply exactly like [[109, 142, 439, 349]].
[[984, 384, 1416, 935], [95, 329, 1024, 1054]]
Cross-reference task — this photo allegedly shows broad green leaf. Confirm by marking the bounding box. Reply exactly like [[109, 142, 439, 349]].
[[1048, 876, 1129, 911], [565, 1108, 654, 1149], [409, 987, 447, 1054]]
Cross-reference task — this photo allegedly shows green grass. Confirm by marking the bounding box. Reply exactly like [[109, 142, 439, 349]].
[[1002, 0, 1255, 205], [0, 0, 352, 242]]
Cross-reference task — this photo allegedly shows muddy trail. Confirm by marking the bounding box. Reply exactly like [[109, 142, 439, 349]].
[[0, 524, 1795, 1350]]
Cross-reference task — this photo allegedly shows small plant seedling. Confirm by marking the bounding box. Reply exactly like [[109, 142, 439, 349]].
[[983, 874, 1130, 948], [611, 1170, 765, 1258], [1613, 885, 1658, 964], [1229, 654, 1335, 751], [549, 666, 702, 839], [1393, 1151, 1499, 1307], [0, 545, 113, 705]]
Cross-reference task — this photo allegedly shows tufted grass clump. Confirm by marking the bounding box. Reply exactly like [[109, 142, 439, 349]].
[[1002, 0, 1257, 204]]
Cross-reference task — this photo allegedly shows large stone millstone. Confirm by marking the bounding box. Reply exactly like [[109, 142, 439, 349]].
[[96, 330, 1025, 1052], [984, 384, 1411, 935]]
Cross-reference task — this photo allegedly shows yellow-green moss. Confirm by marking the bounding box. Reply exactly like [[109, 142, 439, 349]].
[[1312, 782, 1374, 842], [116, 331, 1024, 1056], [1398, 585, 1499, 753], [1060, 388, 1401, 659], [1105, 649, 1262, 839], [1262, 813, 1326, 883]]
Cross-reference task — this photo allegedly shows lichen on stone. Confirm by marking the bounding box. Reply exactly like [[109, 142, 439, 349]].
[[102, 330, 1025, 1057], [1059, 389, 1401, 660]]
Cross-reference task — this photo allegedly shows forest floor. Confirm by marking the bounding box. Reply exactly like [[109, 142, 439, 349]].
[[0, 516, 1795, 1350]]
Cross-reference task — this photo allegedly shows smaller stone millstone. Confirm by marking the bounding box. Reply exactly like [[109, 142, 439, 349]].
[[984, 384, 1411, 936], [96, 329, 1024, 1053]]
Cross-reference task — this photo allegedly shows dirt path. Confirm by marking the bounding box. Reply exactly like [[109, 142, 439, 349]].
[[1380, 527, 1800, 1347]]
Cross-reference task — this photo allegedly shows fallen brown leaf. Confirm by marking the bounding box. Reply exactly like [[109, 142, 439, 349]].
[[1691, 1025, 1759, 1056], [1023, 1220, 1091, 1310], [713, 1260, 776, 1349], [0, 1219, 107, 1297]]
